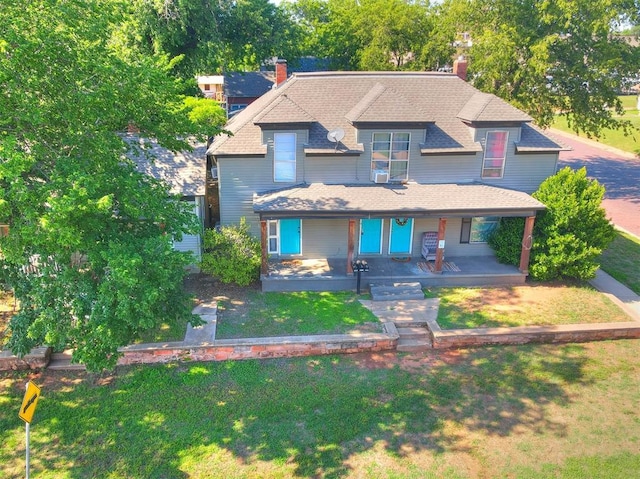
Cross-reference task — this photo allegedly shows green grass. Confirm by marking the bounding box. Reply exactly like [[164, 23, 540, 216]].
[[619, 94, 639, 109], [551, 97, 640, 155], [600, 230, 640, 295], [216, 290, 382, 339], [434, 283, 630, 330], [2, 340, 640, 478]]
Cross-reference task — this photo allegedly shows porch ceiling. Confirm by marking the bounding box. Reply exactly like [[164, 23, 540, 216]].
[[253, 182, 545, 218]]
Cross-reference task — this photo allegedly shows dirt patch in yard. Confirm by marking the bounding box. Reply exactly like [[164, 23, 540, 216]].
[[184, 272, 259, 310]]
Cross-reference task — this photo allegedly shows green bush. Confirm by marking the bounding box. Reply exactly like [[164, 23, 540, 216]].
[[488, 217, 525, 265], [489, 167, 615, 281], [200, 218, 261, 286]]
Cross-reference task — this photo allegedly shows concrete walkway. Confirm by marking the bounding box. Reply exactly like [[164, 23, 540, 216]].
[[184, 303, 218, 344], [589, 269, 640, 322]]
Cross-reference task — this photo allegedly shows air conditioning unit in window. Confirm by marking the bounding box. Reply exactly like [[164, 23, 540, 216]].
[[374, 171, 389, 184]]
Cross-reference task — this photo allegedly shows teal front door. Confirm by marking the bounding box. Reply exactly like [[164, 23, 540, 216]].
[[389, 218, 413, 254], [280, 219, 301, 254], [360, 219, 382, 254]]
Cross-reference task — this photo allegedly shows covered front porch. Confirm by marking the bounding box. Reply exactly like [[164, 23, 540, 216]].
[[261, 255, 526, 292]]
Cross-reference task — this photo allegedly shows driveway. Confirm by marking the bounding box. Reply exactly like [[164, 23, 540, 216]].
[[553, 130, 640, 236]]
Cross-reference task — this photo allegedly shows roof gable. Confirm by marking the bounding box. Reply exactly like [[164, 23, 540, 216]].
[[344, 82, 430, 124], [253, 94, 316, 125], [457, 92, 532, 123]]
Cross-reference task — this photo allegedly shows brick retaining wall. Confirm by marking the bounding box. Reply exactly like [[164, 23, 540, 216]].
[[117, 323, 399, 366], [430, 321, 640, 349], [0, 347, 51, 370]]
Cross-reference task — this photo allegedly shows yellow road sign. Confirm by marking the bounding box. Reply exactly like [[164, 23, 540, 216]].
[[19, 381, 41, 424]]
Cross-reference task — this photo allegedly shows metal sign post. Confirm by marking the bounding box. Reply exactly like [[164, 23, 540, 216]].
[[19, 381, 41, 479]]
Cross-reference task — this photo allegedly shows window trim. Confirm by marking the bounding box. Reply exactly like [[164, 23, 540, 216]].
[[267, 219, 279, 254], [481, 130, 508, 179], [371, 132, 410, 183], [274, 132, 296, 183]]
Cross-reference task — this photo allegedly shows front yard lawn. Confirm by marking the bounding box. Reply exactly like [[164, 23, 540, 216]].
[[2, 341, 639, 478], [434, 282, 630, 330], [600, 230, 640, 295], [216, 290, 383, 339]]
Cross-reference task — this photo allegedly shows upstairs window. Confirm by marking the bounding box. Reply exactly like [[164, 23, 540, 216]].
[[274, 133, 296, 182], [371, 132, 410, 183], [482, 131, 508, 178]]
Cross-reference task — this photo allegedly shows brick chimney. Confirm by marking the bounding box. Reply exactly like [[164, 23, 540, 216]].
[[275, 58, 287, 87], [453, 57, 468, 81]]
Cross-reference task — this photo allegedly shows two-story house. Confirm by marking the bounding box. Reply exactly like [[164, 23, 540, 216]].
[[206, 71, 565, 292]]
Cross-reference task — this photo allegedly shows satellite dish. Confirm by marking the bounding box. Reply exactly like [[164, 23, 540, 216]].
[[326, 128, 345, 151]]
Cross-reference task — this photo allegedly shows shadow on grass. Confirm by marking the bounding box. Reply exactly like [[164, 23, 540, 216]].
[[0, 343, 593, 478]]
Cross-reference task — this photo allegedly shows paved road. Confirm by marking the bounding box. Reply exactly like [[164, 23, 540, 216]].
[[553, 130, 640, 237]]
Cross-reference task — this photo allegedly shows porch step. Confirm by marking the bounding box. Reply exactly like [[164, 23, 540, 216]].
[[47, 351, 86, 371], [397, 326, 432, 351], [370, 282, 424, 301]]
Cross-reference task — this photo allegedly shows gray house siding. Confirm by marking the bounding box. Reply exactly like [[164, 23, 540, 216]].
[[217, 124, 557, 240], [300, 219, 349, 258], [218, 157, 266, 236], [501, 153, 559, 193], [303, 217, 493, 260]]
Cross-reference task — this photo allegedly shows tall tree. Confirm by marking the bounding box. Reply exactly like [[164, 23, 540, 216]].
[[438, 0, 640, 136], [0, 0, 220, 370], [287, 0, 451, 71], [122, 0, 304, 80]]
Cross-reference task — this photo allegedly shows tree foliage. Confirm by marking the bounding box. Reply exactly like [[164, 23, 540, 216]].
[[121, 0, 304, 80], [489, 168, 616, 281], [440, 0, 640, 136], [0, 0, 217, 371], [200, 219, 262, 287], [286, 0, 453, 71]]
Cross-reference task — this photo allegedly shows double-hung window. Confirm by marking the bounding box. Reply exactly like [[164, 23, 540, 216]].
[[274, 133, 296, 182], [371, 132, 410, 182], [482, 131, 508, 178]]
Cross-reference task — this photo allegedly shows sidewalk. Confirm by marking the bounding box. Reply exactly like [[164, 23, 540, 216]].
[[589, 269, 640, 322]]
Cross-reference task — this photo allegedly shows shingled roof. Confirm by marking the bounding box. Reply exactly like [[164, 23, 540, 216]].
[[253, 183, 545, 217], [224, 71, 274, 98], [208, 71, 562, 157], [128, 137, 206, 197]]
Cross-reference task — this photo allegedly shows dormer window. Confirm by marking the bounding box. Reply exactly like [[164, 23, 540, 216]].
[[482, 131, 508, 178], [274, 133, 296, 182], [371, 132, 410, 183]]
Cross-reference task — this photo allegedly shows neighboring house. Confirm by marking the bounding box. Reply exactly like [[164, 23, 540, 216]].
[[129, 137, 207, 266], [206, 71, 565, 290], [225, 60, 288, 115], [196, 75, 224, 101]]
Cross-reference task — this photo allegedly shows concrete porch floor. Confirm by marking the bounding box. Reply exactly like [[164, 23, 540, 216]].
[[262, 255, 527, 292]]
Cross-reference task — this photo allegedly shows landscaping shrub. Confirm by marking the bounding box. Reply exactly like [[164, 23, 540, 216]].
[[200, 218, 261, 286], [488, 217, 525, 265], [489, 167, 615, 281]]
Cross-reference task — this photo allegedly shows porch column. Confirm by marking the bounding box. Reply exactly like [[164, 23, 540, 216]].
[[260, 219, 269, 276], [519, 215, 536, 274], [347, 218, 356, 275], [434, 218, 447, 273]]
